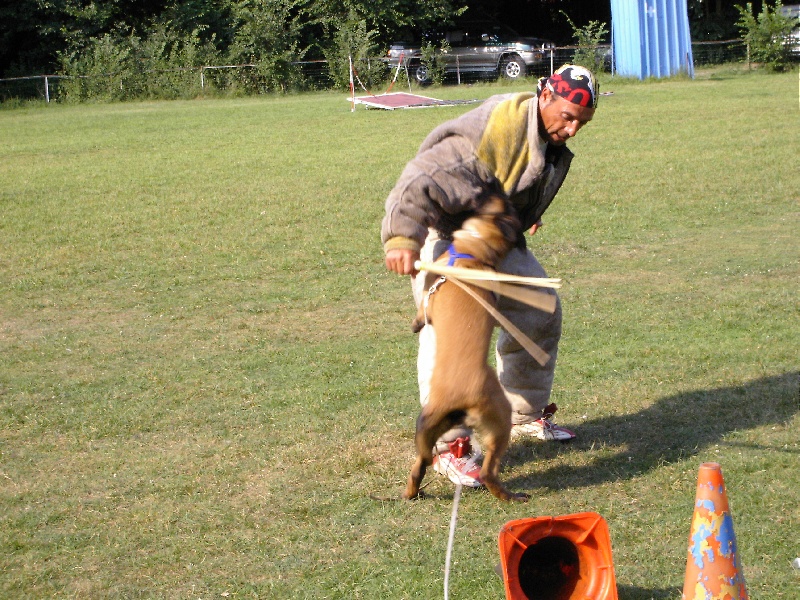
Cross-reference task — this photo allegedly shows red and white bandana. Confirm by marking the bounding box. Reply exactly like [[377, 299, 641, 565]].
[[538, 64, 599, 109]]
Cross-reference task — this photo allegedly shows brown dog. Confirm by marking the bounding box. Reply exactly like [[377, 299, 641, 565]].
[[404, 196, 529, 502]]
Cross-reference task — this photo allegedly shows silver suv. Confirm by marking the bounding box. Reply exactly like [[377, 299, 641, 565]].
[[386, 22, 554, 84]]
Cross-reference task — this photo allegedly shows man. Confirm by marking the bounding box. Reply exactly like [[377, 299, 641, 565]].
[[382, 64, 598, 488]]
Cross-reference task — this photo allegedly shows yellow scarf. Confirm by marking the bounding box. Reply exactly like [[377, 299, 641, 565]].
[[476, 93, 536, 195]]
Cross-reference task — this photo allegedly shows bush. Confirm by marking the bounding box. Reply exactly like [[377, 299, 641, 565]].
[[58, 34, 134, 102], [418, 39, 450, 86], [324, 12, 387, 92], [58, 25, 222, 102], [736, 1, 797, 71], [562, 12, 609, 74], [227, 0, 309, 93]]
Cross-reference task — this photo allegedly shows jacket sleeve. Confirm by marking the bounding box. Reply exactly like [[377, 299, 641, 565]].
[[381, 134, 497, 253]]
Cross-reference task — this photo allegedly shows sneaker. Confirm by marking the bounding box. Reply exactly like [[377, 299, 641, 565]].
[[511, 403, 576, 442], [432, 436, 483, 488]]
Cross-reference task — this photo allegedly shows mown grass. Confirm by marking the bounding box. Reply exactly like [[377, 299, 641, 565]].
[[1, 66, 798, 599]]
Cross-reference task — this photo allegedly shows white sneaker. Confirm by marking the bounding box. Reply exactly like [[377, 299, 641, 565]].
[[432, 437, 483, 488], [511, 403, 576, 442]]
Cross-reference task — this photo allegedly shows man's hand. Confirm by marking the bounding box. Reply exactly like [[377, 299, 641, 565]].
[[385, 248, 420, 276], [529, 220, 544, 236]]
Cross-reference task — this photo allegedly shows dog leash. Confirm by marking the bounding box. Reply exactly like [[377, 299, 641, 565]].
[[443, 481, 462, 600]]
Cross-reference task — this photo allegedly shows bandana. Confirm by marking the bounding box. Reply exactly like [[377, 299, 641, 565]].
[[537, 64, 598, 109]]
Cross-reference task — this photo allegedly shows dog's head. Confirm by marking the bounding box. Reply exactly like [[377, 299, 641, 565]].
[[451, 196, 520, 266]]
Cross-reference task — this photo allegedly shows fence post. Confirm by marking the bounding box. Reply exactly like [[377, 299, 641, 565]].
[[200, 67, 205, 89], [456, 55, 461, 85], [44, 76, 50, 103], [348, 55, 355, 112]]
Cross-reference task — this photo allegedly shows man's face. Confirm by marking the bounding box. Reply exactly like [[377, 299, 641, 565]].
[[538, 87, 595, 146]]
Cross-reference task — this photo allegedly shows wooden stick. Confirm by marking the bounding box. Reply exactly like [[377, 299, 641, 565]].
[[448, 277, 551, 366], [414, 261, 562, 289], [459, 277, 556, 313]]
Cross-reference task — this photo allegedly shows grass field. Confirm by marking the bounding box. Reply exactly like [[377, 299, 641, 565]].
[[1, 66, 799, 599]]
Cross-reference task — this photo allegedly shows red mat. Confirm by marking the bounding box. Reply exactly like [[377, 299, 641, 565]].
[[353, 92, 477, 110]]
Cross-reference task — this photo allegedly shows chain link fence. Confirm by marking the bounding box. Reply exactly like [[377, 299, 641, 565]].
[[0, 40, 761, 104]]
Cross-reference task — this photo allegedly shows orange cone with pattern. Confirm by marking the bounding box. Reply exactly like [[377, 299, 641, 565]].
[[682, 462, 748, 600]]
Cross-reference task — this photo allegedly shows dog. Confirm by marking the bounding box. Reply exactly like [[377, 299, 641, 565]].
[[403, 195, 529, 502]]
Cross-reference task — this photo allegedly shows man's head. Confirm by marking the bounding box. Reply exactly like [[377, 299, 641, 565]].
[[537, 64, 598, 146]]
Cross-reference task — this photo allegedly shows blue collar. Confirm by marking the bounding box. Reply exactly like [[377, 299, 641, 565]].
[[446, 244, 475, 266]]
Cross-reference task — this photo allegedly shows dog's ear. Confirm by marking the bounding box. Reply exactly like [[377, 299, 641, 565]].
[[483, 196, 520, 246], [479, 195, 507, 217], [496, 211, 521, 245]]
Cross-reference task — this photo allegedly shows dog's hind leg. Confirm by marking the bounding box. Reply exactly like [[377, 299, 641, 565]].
[[479, 447, 528, 502], [403, 405, 465, 500], [474, 388, 530, 503]]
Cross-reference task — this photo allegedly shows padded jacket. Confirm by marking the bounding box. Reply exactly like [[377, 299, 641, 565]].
[[381, 92, 574, 254]]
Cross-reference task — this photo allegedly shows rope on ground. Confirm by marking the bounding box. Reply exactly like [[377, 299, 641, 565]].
[[443, 482, 462, 600]]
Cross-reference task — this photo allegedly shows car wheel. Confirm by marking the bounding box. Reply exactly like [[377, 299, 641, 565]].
[[501, 55, 526, 79], [409, 61, 431, 85]]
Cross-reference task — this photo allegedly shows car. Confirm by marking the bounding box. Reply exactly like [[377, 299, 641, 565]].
[[385, 21, 554, 84], [779, 4, 800, 56]]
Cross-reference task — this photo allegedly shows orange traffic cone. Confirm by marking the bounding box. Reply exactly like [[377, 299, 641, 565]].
[[498, 512, 618, 600], [682, 462, 748, 600]]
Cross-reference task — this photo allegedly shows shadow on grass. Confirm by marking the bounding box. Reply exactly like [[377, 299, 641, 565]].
[[507, 371, 800, 490], [616, 585, 676, 599]]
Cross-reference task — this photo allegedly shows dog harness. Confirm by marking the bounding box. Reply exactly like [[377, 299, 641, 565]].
[[421, 245, 485, 327], [446, 244, 475, 266]]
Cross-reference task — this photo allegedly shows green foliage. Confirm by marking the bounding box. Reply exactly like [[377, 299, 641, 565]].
[[419, 39, 450, 85], [323, 11, 387, 91], [736, 1, 797, 71], [57, 34, 129, 102], [561, 12, 609, 74], [3, 0, 471, 97], [227, 0, 310, 93], [58, 25, 223, 102]]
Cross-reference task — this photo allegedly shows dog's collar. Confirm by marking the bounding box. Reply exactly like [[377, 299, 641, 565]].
[[446, 244, 476, 266]]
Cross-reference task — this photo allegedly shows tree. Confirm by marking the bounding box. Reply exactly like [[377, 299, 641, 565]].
[[561, 12, 609, 73], [736, 0, 797, 71]]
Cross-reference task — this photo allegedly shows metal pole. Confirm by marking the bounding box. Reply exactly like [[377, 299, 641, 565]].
[[44, 76, 50, 103], [348, 55, 355, 112]]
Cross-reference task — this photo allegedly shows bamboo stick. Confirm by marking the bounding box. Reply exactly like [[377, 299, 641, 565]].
[[448, 277, 551, 366], [459, 277, 557, 313], [414, 261, 562, 289]]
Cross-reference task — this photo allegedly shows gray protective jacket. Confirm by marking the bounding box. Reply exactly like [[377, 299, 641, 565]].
[[381, 92, 574, 253]]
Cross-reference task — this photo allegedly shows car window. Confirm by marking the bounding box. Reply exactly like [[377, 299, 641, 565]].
[[465, 23, 517, 46], [446, 30, 467, 46]]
